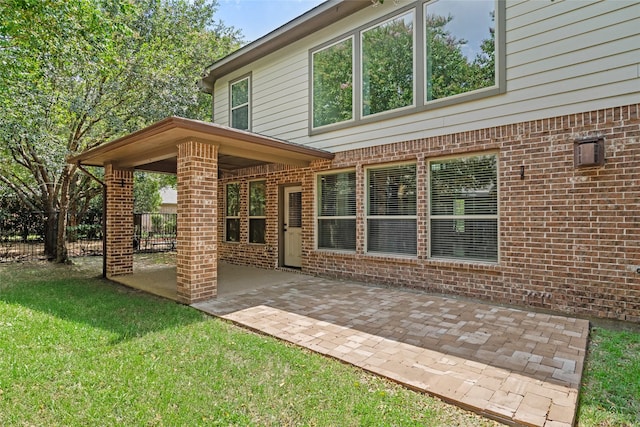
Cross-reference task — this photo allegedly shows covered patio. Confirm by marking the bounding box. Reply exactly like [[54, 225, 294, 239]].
[[68, 116, 334, 303], [111, 260, 307, 301]]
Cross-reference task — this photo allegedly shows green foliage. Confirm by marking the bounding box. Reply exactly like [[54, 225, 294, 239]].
[[0, 0, 242, 261], [362, 13, 414, 116], [312, 1, 495, 126], [249, 181, 266, 217], [226, 182, 240, 216], [426, 7, 495, 100], [312, 38, 353, 127], [133, 172, 161, 213]]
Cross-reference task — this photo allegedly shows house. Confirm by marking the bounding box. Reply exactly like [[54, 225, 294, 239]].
[[70, 0, 640, 322], [159, 187, 177, 214]]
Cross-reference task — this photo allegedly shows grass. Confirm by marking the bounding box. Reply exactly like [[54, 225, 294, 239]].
[[1, 259, 638, 427], [577, 325, 640, 427], [0, 260, 498, 426]]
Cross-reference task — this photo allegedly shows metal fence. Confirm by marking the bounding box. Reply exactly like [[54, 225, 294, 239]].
[[0, 212, 177, 262], [133, 213, 177, 253]]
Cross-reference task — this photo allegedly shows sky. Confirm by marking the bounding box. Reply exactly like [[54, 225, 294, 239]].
[[216, 0, 326, 43]]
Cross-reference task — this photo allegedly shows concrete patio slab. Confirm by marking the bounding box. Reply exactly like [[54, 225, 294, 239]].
[[193, 276, 590, 427], [109, 262, 305, 300]]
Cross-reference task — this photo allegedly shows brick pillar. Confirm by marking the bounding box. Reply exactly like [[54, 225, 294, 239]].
[[176, 140, 218, 303], [104, 163, 134, 277]]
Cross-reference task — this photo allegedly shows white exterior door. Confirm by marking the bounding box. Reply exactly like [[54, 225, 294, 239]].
[[283, 186, 302, 268]]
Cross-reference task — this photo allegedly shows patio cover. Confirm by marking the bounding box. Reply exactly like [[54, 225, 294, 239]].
[[68, 116, 334, 172]]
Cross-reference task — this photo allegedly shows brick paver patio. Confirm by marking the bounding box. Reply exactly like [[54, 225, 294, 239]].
[[193, 275, 589, 426]]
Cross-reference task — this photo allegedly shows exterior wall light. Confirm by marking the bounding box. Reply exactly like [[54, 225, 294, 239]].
[[574, 136, 605, 168]]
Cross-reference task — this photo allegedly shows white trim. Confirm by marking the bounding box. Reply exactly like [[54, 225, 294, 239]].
[[315, 168, 357, 252], [427, 151, 500, 263], [364, 161, 418, 257], [229, 73, 252, 131]]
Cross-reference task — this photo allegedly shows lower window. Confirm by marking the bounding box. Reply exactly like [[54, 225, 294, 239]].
[[317, 171, 356, 250], [225, 183, 240, 242], [429, 154, 498, 262], [249, 181, 266, 244], [366, 164, 417, 256]]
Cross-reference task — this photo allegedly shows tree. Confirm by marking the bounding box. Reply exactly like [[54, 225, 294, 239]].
[[0, 0, 242, 262], [426, 11, 495, 101]]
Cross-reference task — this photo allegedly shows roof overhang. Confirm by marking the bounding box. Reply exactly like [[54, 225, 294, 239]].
[[68, 117, 334, 174], [198, 0, 370, 92]]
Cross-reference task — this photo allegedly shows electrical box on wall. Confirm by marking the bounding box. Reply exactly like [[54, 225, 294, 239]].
[[574, 137, 605, 168]]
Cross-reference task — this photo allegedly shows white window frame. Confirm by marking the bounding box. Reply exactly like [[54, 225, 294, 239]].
[[229, 74, 251, 131], [315, 169, 357, 252], [365, 162, 418, 257], [428, 152, 499, 263]]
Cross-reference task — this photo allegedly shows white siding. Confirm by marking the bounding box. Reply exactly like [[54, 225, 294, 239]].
[[212, 0, 640, 153]]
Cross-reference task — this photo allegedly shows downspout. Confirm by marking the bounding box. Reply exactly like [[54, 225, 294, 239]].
[[76, 163, 107, 278]]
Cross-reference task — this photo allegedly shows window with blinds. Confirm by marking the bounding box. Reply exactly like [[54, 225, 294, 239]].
[[366, 164, 417, 255], [249, 180, 266, 244], [429, 154, 498, 262], [317, 171, 356, 251], [225, 182, 240, 242]]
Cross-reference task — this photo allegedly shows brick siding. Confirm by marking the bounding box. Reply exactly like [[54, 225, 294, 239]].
[[218, 103, 640, 321], [104, 164, 134, 277], [176, 140, 218, 303]]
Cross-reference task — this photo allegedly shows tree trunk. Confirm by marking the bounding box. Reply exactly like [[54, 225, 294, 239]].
[[44, 210, 57, 260], [55, 167, 72, 263]]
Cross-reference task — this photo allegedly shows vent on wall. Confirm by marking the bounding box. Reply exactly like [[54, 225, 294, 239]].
[[574, 137, 605, 168]]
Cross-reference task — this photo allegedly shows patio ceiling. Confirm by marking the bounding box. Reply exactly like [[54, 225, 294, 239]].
[[68, 116, 334, 174]]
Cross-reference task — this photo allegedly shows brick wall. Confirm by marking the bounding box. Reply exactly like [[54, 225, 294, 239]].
[[176, 140, 218, 304], [218, 164, 309, 269], [104, 164, 133, 276], [218, 103, 640, 321]]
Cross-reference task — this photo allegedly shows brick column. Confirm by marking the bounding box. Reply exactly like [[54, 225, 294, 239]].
[[104, 163, 134, 277], [176, 140, 218, 303]]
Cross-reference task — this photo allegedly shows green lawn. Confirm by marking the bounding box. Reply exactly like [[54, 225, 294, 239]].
[[0, 260, 638, 426]]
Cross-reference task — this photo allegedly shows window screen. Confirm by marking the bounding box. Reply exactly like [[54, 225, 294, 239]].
[[317, 171, 356, 250], [366, 164, 416, 255], [430, 154, 498, 262]]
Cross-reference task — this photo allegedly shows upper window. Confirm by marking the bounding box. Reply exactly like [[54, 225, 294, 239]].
[[429, 154, 498, 262], [425, 0, 496, 101], [362, 11, 414, 117], [248, 180, 266, 244], [225, 183, 240, 242], [309, 0, 501, 132], [366, 164, 417, 256], [312, 37, 353, 128], [317, 171, 356, 251], [230, 76, 250, 130]]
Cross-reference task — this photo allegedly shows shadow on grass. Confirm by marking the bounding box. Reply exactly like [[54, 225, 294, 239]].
[[0, 265, 205, 343]]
